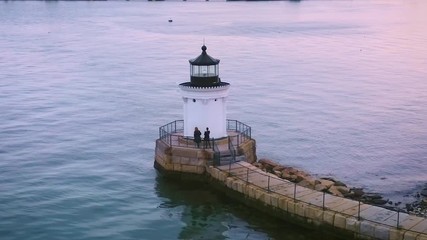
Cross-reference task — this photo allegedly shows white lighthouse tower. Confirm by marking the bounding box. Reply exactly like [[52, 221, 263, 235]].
[[155, 45, 256, 174], [179, 45, 230, 139]]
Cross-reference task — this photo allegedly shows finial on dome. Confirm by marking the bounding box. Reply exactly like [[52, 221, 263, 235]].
[[201, 45, 207, 52]]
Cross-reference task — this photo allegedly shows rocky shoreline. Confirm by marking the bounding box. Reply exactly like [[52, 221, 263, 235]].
[[254, 158, 427, 218]]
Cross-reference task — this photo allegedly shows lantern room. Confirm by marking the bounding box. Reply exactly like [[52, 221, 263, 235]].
[[189, 45, 220, 87]]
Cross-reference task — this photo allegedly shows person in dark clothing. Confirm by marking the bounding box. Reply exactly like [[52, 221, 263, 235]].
[[204, 127, 211, 148], [194, 127, 202, 148]]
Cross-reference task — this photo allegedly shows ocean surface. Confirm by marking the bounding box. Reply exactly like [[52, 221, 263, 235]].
[[1, 1, 427, 239]]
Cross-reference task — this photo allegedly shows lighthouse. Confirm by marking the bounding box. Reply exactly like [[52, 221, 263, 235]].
[[155, 45, 256, 175], [179, 45, 229, 139]]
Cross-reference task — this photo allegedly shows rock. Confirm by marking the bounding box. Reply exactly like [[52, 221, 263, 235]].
[[351, 188, 365, 198], [343, 192, 355, 198], [315, 184, 328, 192], [258, 159, 278, 168], [303, 177, 317, 187], [328, 186, 344, 197], [266, 167, 274, 173], [420, 188, 427, 197], [361, 193, 387, 205], [320, 177, 336, 183], [252, 162, 262, 168], [273, 165, 285, 172], [258, 159, 278, 173], [334, 181, 347, 187], [273, 170, 282, 178], [335, 186, 350, 195], [295, 175, 305, 183], [281, 171, 292, 180], [298, 179, 310, 188], [364, 193, 383, 200], [371, 199, 388, 205], [282, 167, 297, 175], [319, 179, 334, 189], [299, 179, 315, 189], [288, 175, 298, 182]]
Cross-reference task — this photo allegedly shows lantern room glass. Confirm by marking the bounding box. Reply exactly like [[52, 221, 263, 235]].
[[191, 64, 219, 77]]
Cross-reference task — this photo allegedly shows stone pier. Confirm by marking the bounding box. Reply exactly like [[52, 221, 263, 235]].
[[205, 161, 427, 240]]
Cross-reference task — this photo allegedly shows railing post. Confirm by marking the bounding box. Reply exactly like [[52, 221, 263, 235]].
[[212, 138, 214, 151], [322, 191, 325, 210], [293, 182, 297, 201], [246, 169, 249, 183], [267, 175, 270, 192], [169, 133, 172, 146], [397, 210, 400, 228], [228, 136, 231, 150], [358, 200, 361, 221], [174, 121, 176, 133]]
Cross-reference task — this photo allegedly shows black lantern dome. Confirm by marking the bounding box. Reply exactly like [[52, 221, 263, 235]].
[[189, 45, 221, 87]]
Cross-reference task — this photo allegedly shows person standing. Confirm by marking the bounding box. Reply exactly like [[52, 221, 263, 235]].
[[204, 127, 211, 148], [193, 127, 202, 148]]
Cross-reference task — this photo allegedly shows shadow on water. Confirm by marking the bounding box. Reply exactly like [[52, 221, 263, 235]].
[[154, 174, 351, 240]]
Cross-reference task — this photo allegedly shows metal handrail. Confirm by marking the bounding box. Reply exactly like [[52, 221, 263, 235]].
[[223, 161, 426, 237], [158, 119, 252, 148]]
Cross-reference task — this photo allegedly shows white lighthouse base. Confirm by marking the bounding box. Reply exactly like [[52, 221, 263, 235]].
[[179, 83, 230, 139]]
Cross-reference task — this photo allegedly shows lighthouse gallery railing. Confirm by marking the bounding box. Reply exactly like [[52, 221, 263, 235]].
[[158, 119, 251, 149]]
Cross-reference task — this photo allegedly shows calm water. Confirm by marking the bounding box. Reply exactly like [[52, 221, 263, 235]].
[[1, 1, 427, 239]]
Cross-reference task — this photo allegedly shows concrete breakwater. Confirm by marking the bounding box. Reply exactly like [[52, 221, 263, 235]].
[[206, 161, 427, 240]]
